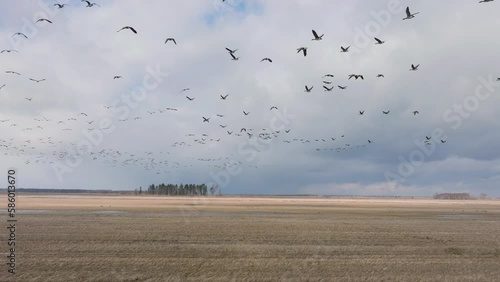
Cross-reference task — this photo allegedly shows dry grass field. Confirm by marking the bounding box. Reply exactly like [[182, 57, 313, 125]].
[[2, 195, 500, 281]]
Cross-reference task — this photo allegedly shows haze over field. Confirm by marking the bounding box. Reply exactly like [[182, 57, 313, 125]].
[[0, 0, 499, 196]]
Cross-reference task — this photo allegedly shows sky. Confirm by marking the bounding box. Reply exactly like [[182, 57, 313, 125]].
[[1, 0, 500, 197]]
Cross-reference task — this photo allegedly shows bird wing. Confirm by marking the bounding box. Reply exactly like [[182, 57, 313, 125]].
[[406, 7, 411, 17], [375, 37, 382, 43], [312, 29, 319, 38], [129, 27, 137, 34], [230, 53, 236, 59]]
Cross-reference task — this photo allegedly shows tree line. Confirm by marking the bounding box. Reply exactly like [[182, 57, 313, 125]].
[[135, 183, 220, 196]]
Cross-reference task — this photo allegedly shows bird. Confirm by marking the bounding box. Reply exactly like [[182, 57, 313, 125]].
[[225, 47, 237, 54], [410, 64, 420, 71], [240, 128, 247, 132], [323, 74, 334, 78], [340, 46, 350, 52], [441, 140, 447, 143], [323, 86, 334, 91], [403, 6, 419, 20], [220, 94, 229, 100], [84, 1, 100, 7], [413, 111, 420, 115], [368, 140, 372, 144], [359, 111, 365, 115], [54, 3, 68, 9], [25, 97, 33, 101], [202, 117, 210, 123], [270, 106, 278, 110], [0, 84, 5, 90], [12, 32, 28, 39], [6, 71, 21, 75], [219, 125, 227, 128], [243, 111, 250, 116], [305, 85, 313, 92], [113, 76, 122, 79], [1, 49, 18, 53], [338, 85, 347, 90], [323, 81, 332, 84], [374, 37, 385, 44], [36, 18, 53, 24], [479, 0, 495, 2], [117, 26, 137, 34], [165, 38, 177, 45], [180, 88, 190, 93], [230, 52, 240, 61], [186, 96, 195, 101], [29, 78, 46, 83], [311, 30, 324, 41], [426, 136, 431, 140], [297, 47, 307, 57], [261, 58, 272, 63], [227, 131, 233, 135], [377, 74, 385, 78], [383, 111, 390, 115]]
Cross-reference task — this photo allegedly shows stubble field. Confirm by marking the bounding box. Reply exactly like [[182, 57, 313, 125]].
[[2, 195, 500, 281]]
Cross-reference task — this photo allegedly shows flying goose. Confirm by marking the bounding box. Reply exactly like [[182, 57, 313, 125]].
[[403, 7, 419, 20], [202, 117, 210, 123], [382, 111, 390, 114], [84, 1, 100, 7], [374, 37, 385, 44], [323, 86, 334, 91], [29, 78, 46, 83], [36, 18, 53, 24], [186, 96, 194, 101], [305, 85, 313, 92], [117, 26, 137, 34], [410, 64, 420, 71], [297, 47, 307, 57], [12, 32, 28, 39], [311, 29, 324, 41], [340, 46, 350, 52], [220, 94, 229, 100], [165, 38, 177, 45], [261, 58, 272, 63]]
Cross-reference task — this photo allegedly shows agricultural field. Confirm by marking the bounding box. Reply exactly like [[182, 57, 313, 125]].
[[2, 195, 500, 281]]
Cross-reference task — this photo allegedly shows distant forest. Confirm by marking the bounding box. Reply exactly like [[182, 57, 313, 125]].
[[136, 184, 219, 196]]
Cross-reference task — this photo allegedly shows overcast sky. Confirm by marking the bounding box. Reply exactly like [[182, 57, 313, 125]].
[[1, 0, 499, 197]]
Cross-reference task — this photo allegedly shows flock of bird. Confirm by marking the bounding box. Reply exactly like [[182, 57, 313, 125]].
[[0, 2, 498, 180]]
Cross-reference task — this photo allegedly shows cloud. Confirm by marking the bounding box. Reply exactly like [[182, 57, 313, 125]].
[[0, 0, 499, 197]]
